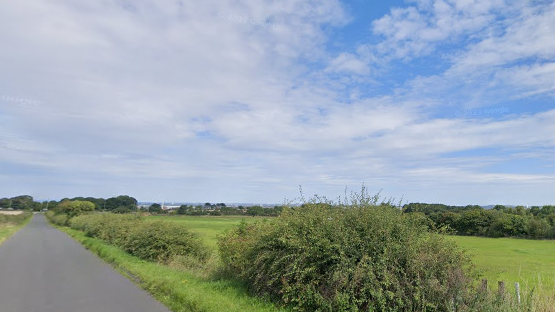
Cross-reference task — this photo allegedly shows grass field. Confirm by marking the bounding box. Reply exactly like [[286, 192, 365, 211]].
[[148, 215, 268, 249], [151, 215, 555, 295], [450, 236, 555, 294]]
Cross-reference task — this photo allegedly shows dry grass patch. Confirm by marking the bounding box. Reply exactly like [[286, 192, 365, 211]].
[[0, 210, 24, 215]]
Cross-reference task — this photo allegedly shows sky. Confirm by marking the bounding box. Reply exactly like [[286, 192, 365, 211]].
[[1, 0, 554, 206]]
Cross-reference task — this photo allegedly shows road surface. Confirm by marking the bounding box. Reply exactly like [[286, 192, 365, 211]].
[[0, 214, 172, 312]]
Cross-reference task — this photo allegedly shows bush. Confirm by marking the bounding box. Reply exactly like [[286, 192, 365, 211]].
[[45, 210, 70, 226], [54, 200, 95, 218], [69, 213, 209, 264], [218, 195, 474, 311], [123, 220, 209, 262]]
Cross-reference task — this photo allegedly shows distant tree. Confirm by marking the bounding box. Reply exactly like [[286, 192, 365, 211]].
[[514, 205, 526, 216], [526, 218, 552, 238], [540, 205, 555, 217], [247, 205, 264, 217], [11, 195, 34, 210], [149, 203, 163, 214], [45, 200, 59, 211], [177, 205, 189, 215], [452, 209, 491, 236], [32, 202, 42, 211], [105, 195, 137, 211], [210, 209, 222, 216], [0, 198, 10, 208], [530, 206, 541, 216], [71, 197, 105, 210]]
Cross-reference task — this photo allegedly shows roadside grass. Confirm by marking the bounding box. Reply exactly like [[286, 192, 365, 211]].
[[0, 213, 33, 245], [450, 236, 555, 296], [59, 226, 288, 312]]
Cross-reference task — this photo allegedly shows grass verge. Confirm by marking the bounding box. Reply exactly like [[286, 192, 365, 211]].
[[58, 226, 287, 312], [0, 213, 33, 245]]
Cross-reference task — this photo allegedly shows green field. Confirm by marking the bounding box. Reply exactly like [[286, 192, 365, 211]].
[[450, 236, 555, 294], [148, 215, 268, 248], [151, 215, 555, 295]]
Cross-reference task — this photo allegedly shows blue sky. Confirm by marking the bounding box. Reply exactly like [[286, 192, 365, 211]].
[[1, 0, 554, 205]]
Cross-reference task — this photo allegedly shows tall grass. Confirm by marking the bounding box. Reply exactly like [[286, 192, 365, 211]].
[[0, 211, 33, 245]]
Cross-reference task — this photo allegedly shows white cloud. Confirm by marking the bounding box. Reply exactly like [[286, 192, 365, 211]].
[[371, 0, 507, 60], [326, 52, 370, 75], [1, 0, 554, 204]]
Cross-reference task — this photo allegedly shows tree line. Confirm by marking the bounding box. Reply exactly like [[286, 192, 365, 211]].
[[403, 203, 555, 239], [0, 195, 282, 217], [0, 195, 138, 213], [147, 202, 283, 217]]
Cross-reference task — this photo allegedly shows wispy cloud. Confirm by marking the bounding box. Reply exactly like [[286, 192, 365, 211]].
[[1, 0, 554, 204]]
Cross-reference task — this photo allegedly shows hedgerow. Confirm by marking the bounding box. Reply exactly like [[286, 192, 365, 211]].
[[69, 213, 209, 263], [218, 193, 474, 311]]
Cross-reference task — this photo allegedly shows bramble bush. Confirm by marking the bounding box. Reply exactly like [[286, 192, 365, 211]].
[[69, 213, 209, 263], [218, 192, 475, 311], [45, 210, 70, 226]]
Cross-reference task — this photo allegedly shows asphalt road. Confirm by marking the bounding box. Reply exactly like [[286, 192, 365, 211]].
[[0, 214, 171, 312]]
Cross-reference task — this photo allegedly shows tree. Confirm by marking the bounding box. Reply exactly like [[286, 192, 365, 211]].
[[149, 203, 162, 214], [247, 205, 264, 217], [55, 200, 95, 218], [452, 209, 491, 236], [0, 198, 10, 208], [11, 195, 34, 210], [104, 195, 137, 211], [177, 205, 190, 215], [526, 218, 551, 238]]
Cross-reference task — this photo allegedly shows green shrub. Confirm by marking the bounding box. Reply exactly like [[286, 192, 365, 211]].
[[69, 213, 209, 264], [123, 220, 209, 262], [54, 200, 95, 218], [219, 195, 474, 311], [218, 220, 267, 274], [45, 210, 70, 226]]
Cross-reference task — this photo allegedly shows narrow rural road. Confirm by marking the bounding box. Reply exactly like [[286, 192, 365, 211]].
[[0, 214, 171, 312]]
